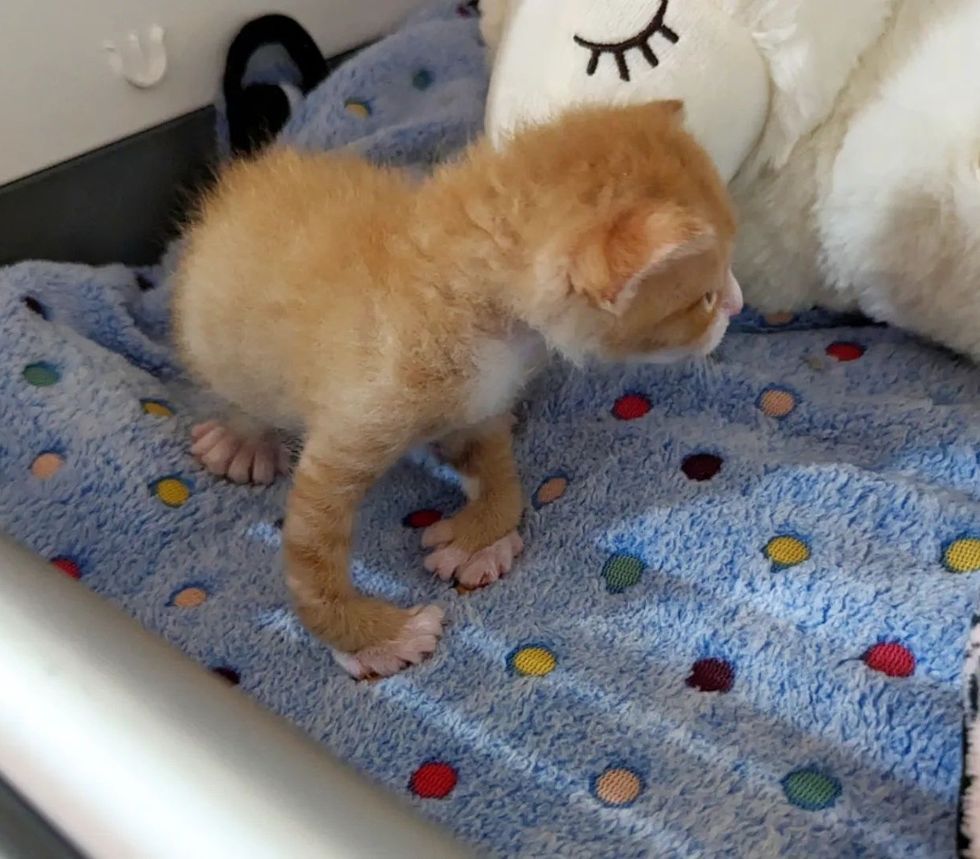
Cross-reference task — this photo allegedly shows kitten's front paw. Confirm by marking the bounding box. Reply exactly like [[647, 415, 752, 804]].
[[331, 604, 444, 680], [422, 521, 524, 589], [190, 420, 289, 485]]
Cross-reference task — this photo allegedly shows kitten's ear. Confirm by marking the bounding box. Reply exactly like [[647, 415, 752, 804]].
[[658, 99, 685, 121], [569, 205, 714, 314]]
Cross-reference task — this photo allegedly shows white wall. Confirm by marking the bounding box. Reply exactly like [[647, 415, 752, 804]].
[[0, 0, 430, 185]]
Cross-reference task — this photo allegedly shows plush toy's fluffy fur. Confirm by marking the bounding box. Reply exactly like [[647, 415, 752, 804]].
[[173, 102, 740, 678]]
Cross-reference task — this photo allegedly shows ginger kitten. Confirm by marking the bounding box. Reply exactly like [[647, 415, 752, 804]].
[[172, 101, 741, 678]]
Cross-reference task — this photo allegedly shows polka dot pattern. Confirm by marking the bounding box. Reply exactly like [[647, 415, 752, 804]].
[[592, 767, 644, 807], [765, 535, 811, 570], [413, 69, 433, 90], [172, 586, 208, 608], [533, 474, 568, 508], [507, 644, 557, 677], [826, 341, 865, 362], [410, 762, 457, 799], [944, 537, 980, 573], [152, 477, 191, 508], [612, 394, 651, 421], [403, 508, 442, 529], [863, 642, 915, 678], [602, 553, 645, 594], [758, 386, 797, 418], [30, 451, 64, 479], [23, 362, 60, 387], [681, 453, 722, 482], [140, 398, 174, 417], [211, 666, 240, 685], [686, 658, 734, 693], [764, 311, 795, 326], [345, 98, 371, 118], [51, 557, 81, 579], [781, 768, 841, 811], [23, 296, 47, 318]]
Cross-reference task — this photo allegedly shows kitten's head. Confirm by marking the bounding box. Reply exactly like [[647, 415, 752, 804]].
[[495, 100, 740, 364]]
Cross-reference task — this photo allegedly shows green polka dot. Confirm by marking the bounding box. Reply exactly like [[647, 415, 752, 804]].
[[781, 768, 841, 811], [602, 553, 645, 594], [23, 362, 60, 386], [413, 69, 433, 90]]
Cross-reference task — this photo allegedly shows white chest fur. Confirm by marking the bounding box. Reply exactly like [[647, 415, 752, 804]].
[[465, 327, 547, 425]]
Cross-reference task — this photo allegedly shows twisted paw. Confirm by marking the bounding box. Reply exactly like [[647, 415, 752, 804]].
[[190, 420, 289, 485], [331, 604, 445, 680], [422, 520, 524, 589]]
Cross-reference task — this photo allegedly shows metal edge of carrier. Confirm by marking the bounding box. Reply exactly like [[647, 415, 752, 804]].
[[0, 534, 472, 859]]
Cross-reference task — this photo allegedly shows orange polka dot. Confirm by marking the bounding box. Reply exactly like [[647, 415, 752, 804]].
[[30, 452, 64, 479], [593, 767, 644, 807], [758, 387, 797, 418], [764, 311, 795, 326], [173, 586, 207, 607]]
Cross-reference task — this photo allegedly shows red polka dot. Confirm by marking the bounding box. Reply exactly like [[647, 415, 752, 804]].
[[863, 642, 915, 678], [686, 658, 734, 693], [826, 342, 865, 362], [682, 453, 723, 482], [612, 394, 652, 421], [51, 557, 81, 579], [409, 761, 457, 799], [403, 509, 442, 529]]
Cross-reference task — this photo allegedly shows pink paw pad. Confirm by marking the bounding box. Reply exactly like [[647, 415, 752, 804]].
[[422, 523, 524, 588], [332, 605, 445, 680], [190, 420, 289, 485]]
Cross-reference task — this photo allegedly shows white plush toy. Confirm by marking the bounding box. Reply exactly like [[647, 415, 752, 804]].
[[481, 0, 980, 360]]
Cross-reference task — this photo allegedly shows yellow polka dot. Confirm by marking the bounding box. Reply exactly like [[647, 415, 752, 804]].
[[30, 452, 64, 479], [155, 477, 190, 508], [509, 645, 556, 677], [345, 99, 371, 118], [759, 387, 797, 418], [173, 586, 207, 607], [594, 768, 643, 807], [765, 535, 811, 568], [944, 538, 980, 573], [141, 399, 174, 417]]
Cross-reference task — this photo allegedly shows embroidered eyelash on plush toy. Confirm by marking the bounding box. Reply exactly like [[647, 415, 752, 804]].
[[573, 0, 679, 82]]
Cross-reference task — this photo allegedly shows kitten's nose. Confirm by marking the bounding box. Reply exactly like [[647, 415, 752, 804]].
[[722, 270, 744, 316]]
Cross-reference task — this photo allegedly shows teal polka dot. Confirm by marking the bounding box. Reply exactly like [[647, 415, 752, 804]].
[[782, 768, 841, 811], [412, 69, 433, 90], [23, 362, 59, 387], [602, 553, 645, 594]]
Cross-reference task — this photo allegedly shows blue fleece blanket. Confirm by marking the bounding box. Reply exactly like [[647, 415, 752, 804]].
[[1, 3, 978, 856]]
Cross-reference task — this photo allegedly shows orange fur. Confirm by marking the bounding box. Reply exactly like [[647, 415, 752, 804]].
[[172, 101, 738, 677]]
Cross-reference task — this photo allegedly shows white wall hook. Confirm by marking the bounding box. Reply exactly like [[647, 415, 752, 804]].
[[104, 25, 167, 89]]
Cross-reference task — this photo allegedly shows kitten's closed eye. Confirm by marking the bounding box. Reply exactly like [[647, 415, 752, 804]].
[[573, 0, 680, 82]]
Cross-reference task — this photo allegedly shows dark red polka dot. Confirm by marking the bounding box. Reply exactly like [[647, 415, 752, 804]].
[[612, 394, 652, 421], [682, 453, 723, 482], [863, 642, 915, 678], [686, 658, 734, 693], [826, 342, 865, 362], [23, 296, 47, 317], [211, 666, 241, 685], [410, 761, 458, 799], [51, 557, 81, 579], [403, 509, 442, 529]]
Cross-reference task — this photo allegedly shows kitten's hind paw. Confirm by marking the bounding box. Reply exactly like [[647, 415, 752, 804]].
[[190, 420, 289, 485], [423, 524, 524, 589]]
